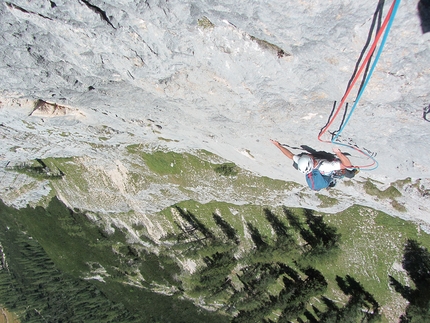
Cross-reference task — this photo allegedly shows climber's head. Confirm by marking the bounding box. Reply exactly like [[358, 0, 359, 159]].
[[294, 154, 314, 174]]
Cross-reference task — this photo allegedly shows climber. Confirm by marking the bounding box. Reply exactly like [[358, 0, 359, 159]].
[[270, 139, 359, 191]]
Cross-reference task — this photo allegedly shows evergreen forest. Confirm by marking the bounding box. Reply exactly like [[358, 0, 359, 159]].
[[0, 197, 429, 322]]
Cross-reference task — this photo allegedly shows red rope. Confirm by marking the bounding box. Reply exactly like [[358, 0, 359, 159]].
[[317, 1, 397, 169], [318, 1, 396, 143]]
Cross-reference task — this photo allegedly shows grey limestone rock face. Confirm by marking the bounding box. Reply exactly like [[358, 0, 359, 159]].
[[0, 0, 429, 227]]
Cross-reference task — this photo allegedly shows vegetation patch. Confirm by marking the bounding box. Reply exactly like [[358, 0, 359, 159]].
[[316, 193, 339, 208], [0, 198, 227, 323], [162, 204, 382, 322], [123, 146, 297, 201], [391, 199, 407, 212], [363, 180, 402, 199], [198, 16, 215, 29], [393, 177, 430, 198], [7, 158, 64, 180], [389, 240, 430, 323], [4, 149, 430, 322], [343, 179, 355, 187], [214, 162, 238, 176], [138, 150, 210, 176], [158, 136, 180, 142], [393, 177, 412, 188], [1, 193, 430, 322], [45, 157, 90, 193], [159, 202, 430, 322], [249, 35, 290, 58], [363, 179, 405, 212]]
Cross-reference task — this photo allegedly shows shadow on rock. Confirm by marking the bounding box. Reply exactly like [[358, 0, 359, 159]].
[[418, 0, 430, 34]]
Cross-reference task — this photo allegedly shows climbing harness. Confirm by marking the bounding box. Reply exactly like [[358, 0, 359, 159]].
[[318, 0, 401, 171]]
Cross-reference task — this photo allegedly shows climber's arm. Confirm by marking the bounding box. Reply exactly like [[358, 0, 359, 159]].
[[333, 147, 353, 168], [271, 139, 294, 160]]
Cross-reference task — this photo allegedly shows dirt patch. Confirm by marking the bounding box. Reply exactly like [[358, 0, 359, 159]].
[[0, 307, 20, 323], [29, 100, 85, 118]]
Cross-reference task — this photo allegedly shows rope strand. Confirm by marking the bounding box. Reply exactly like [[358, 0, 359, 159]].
[[318, 0, 400, 171]]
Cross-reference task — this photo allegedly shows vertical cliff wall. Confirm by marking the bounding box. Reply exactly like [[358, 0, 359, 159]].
[[0, 0, 429, 224]]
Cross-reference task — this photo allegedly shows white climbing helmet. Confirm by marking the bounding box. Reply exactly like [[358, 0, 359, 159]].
[[294, 154, 314, 174]]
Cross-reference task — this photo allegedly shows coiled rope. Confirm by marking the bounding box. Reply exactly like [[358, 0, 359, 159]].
[[318, 0, 401, 171]]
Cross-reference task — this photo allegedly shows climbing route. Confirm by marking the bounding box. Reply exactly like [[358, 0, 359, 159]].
[[318, 0, 401, 171]]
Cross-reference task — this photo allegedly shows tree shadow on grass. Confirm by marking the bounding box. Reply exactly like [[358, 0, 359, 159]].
[[310, 275, 380, 322], [263, 208, 295, 250], [174, 206, 214, 240], [246, 222, 269, 250], [213, 213, 240, 245], [304, 209, 341, 249], [335, 275, 379, 310], [389, 239, 430, 322], [283, 207, 319, 252], [283, 207, 341, 253]]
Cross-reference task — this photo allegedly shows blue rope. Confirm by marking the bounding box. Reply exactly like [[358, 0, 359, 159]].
[[332, 0, 401, 171]]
